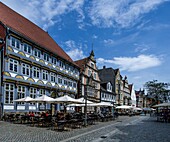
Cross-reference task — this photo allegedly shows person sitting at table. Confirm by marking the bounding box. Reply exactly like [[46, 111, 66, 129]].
[[41, 112, 46, 118], [29, 111, 35, 117], [45, 111, 49, 117]]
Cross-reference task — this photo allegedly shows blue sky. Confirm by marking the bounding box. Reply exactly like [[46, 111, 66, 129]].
[[1, 0, 170, 90]]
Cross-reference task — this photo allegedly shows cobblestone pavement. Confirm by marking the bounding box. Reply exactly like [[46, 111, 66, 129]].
[[91, 116, 170, 142], [1, 115, 166, 142]]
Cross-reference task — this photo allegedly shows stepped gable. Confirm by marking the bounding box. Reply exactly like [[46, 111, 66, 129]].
[[0, 2, 75, 65]]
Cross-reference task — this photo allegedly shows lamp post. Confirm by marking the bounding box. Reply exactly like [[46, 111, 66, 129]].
[[0, 38, 5, 119], [84, 88, 87, 126]]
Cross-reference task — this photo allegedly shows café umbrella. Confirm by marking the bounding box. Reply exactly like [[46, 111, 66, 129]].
[[14, 96, 34, 102], [30, 95, 55, 110], [50, 95, 83, 104], [116, 105, 132, 109], [152, 102, 170, 107]]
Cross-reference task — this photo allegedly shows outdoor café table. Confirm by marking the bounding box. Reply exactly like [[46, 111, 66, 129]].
[[57, 120, 69, 131]]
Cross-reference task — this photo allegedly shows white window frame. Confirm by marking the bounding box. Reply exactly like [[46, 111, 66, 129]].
[[58, 60, 64, 68], [42, 70, 48, 80], [17, 85, 26, 105], [23, 43, 31, 54], [4, 83, 14, 104], [64, 79, 68, 85], [10, 37, 20, 49], [73, 82, 77, 88], [9, 58, 18, 73], [58, 76, 63, 84], [33, 66, 40, 78], [21, 63, 30, 76], [34, 48, 41, 58], [44, 53, 49, 62], [39, 89, 46, 105], [29, 87, 37, 105], [50, 72, 56, 82], [51, 57, 56, 65]]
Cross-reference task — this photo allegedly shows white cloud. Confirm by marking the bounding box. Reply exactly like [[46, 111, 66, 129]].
[[134, 43, 151, 53], [97, 54, 162, 71], [63, 40, 86, 61], [89, 0, 169, 28], [104, 39, 115, 45], [1, 0, 85, 30], [66, 48, 85, 61]]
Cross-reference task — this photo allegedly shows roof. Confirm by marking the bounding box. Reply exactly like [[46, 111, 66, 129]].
[[75, 58, 88, 72], [114, 68, 119, 75], [0, 2, 75, 65]]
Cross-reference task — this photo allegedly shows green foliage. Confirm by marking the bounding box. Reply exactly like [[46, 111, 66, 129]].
[[144, 80, 170, 103]]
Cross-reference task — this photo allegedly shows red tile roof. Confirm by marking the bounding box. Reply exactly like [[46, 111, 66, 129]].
[[0, 2, 75, 64], [75, 58, 88, 72]]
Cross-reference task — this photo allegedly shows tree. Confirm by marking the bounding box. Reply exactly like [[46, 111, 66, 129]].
[[144, 80, 170, 105]]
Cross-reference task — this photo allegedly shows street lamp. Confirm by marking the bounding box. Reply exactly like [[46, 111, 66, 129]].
[[84, 88, 87, 126], [0, 38, 4, 119]]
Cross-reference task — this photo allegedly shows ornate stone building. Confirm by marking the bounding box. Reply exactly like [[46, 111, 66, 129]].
[[122, 76, 131, 105], [75, 51, 100, 106]]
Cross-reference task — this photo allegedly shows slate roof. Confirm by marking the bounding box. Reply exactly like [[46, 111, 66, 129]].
[[98, 67, 116, 92], [0, 2, 75, 65]]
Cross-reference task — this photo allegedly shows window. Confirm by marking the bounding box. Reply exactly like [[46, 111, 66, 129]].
[[4, 83, 14, 104], [73, 82, 76, 88], [44, 53, 49, 62], [9, 58, 18, 72], [64, 79, 68, 85], [17, 85, 26, 105], [23, 43, 31, 54], [68, 81, 73, 87], [58, 76, 63, 84], [51, 57, 56, 64], [50, 72, 56, 82], [39, 89, 45, 96], [42, 70, 48, 80], [11, 37, 20, 49], [65, 64, 69, 70], [33, 66, 40, 78], [39, 89, 46, 106], [21, 63, 30, 76], [102, 92, 104, 98], [58, 60, 64, 68], [30, 87, 37, 105], [34, 48, 41, 58], [91, 62, 94, 68], [94, 73, 96, 79], [88, 70, 91, 76]]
